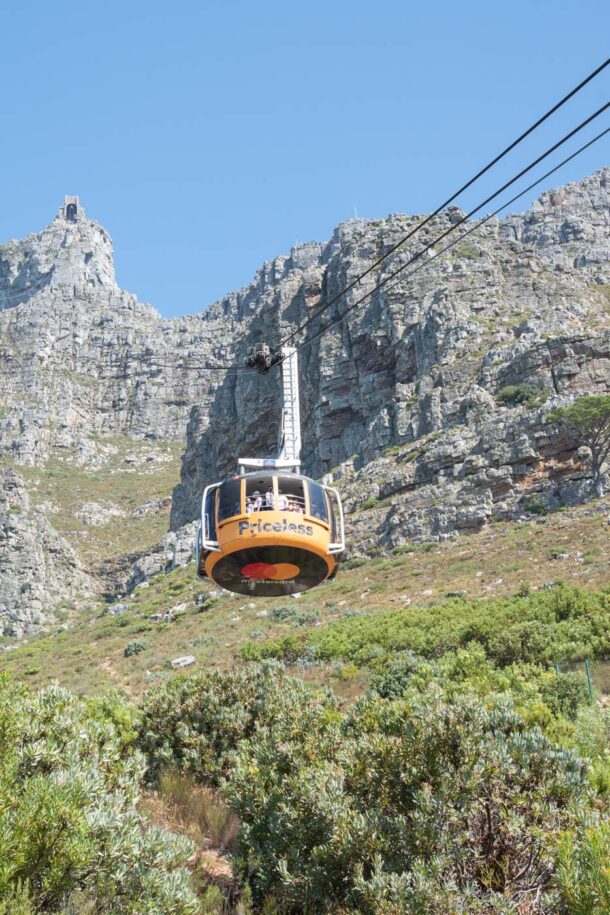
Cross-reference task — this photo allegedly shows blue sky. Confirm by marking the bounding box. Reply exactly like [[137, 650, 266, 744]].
[[1, 0, 609, 317]]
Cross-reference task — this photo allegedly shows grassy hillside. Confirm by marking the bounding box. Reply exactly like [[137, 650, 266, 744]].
[[3, 494, 609, 699], [18, 437, 183, 570], [2, 494, 609, 914]]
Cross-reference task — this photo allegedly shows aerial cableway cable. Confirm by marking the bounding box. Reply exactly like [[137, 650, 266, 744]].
[[105, 358, 245, 373], [290, 127, 610, 358], [274, 102, 609, 363], [276, 56, 610, 351]]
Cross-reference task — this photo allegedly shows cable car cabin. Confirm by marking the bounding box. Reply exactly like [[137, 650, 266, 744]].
[[195, 472, 344, 596]]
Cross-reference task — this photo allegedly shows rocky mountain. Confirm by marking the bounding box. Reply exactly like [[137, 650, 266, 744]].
[[1, 171, 609, 637]]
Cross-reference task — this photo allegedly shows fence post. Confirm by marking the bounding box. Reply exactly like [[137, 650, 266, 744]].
[[584, 659, 594, 699]]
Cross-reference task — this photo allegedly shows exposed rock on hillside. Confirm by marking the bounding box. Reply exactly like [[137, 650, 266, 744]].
[[1, 172, 609, 636], [0, 468, 93, 636], [0, 198, 238, 466], [173, 170, 610, 531]]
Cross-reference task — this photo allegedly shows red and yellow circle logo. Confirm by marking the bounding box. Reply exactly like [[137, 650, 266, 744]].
[[241, 562, 300, 581]]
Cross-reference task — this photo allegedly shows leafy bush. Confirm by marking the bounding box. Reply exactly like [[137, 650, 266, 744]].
[[139, 662, 336, 785], [455, 240, 479, 259], [270, 604, 296, 621], [497, 383, 548, 408], [368, 644, 595, 738], [0, 677, 198, 913], [539, 670, 592, 719], [361, 496, 379, 510], [226, 687, 591, 912], [291, 610, 320, 627], [200, 884, 225, 913], [124, 637, 150, 657], [136, 655, 609, 913], [0, 882, 34, 915], [524, 497, 548, 515], [555, 822, 610, 914], [341, 556, 368, 570], [369, 649, 425, 698], [244, 584, 610, 669]]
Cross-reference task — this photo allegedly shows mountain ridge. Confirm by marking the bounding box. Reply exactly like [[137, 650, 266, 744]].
[[1, 171, 609, 637]]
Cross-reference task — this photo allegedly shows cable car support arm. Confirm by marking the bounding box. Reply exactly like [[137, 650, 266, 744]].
[[240, 344, 301, 474]]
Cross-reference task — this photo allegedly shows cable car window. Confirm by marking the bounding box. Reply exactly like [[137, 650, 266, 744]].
[[277, 475, 305, 513], [307, 481, 328, 523], [328, 493, 337, 542], [245, 476, 269, 513], [204, 487, 217, 541], [218, 478, 242, 521]]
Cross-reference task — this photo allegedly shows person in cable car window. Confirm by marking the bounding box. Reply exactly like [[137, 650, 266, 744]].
[[277, 492, 288, 511], [289, 498, 303, 513], [246, 490, 263, 514], [265, 486, 275, 510]]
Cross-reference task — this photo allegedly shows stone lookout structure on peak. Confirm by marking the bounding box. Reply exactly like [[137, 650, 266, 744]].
[[56, 195, 85, 222]]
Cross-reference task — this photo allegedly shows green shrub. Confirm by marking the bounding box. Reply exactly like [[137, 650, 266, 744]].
[[201, 884, 225, 914], [138, 662, 336, 786], [0, 677, 198, 913], [369, 650, 426, 698], [291, 610, 320, 628], [0, 882, 34, 915], [524, 498, 548, 515], [555, 822, 610, 914], [124, 637, 150, 657], [361, 496, 379, 510], [341, 556, 367, 570], [247, 584, 610, 670], [337, 663, 359, 681], [270, 604, 296, 621], [455, 240, 479, 259], [539, 670, 592, 719], [134, 656, 608, 913], [497, 383, 549, 408], [226, 687, 589, 911]]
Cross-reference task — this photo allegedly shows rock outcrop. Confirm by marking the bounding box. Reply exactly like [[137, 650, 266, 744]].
[[1, 171, 609, 636], [0, 468, 92, 636], [173, 171, 610, 531]]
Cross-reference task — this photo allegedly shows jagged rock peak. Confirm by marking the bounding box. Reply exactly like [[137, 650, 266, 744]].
[[0, 195, 118, 309], [502, 166, 610, 270]]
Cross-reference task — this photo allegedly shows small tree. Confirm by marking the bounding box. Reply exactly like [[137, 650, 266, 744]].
[[548, 394, 610, 497]]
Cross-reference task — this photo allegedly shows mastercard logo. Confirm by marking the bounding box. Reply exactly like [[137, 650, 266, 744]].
[[241, 562, 300, 581]]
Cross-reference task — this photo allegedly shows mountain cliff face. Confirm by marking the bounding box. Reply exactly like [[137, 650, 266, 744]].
[[173, 169, 610, 531], [1, 173, 609, 636]]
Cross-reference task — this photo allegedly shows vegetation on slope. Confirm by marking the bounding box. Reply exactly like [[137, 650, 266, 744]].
[[241, 583, 610, 669], [1, 579, 609, 911], [137, 660, 609, 913], [18, 437, 182, 568], [2, 495, 609, 699], [0, 677, 198, 914], [1, 492, 609, 912]]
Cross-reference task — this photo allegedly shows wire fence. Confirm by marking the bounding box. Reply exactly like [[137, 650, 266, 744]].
[[556, 659, 610, 698]]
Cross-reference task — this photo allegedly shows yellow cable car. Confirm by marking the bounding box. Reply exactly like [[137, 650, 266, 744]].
[[195, 344, 345, 596], [196, 469, 344, 596]]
